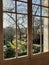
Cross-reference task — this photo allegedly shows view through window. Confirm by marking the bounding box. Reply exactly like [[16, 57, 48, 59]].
[[2, 0, 49, 59], [3, 0, 28, 59], [32, 0, 49, 54]]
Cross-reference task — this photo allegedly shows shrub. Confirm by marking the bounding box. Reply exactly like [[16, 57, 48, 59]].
[[4, 45, 16, 58]]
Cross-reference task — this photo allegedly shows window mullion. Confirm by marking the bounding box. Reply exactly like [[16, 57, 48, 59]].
[[0, 0, 3, 60], [48, 0, 49, 51], [28, 0, 32, 59], [40, 0, 43, 52], [15, 0, 18, 58]]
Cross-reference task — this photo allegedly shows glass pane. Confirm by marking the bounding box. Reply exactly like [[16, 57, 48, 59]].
[[17, 2, 27, 14], [3, 0, 15, 12], [17, 14, 28, 56], [42, 17, 48, 52], [32, 0, 40, 4], [32, 5, 40, 16], [3, 13, 16, 59], [32, 16, 41, 54], [42, 7, 48, 16], [20, 0, 27, 2], [42, 0, 48, 6]]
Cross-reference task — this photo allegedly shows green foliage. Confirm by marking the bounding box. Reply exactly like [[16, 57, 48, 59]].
[[18, 51, 27, 56], [4, 27, 15, 43], [4, 39, 27, 58], [4, 46, 16, 58], [33, 45, 40, 53], [17, 40, 27, 51], [4, 39, 9, 45], [4, 38, 40, 58]]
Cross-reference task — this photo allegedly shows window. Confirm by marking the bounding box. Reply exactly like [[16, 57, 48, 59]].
[[32, 16, 41, 54], [3, 0, 15, 12], [2, 0, 49, 60], [3, 0, 28, 59], [32, 0, 49, 54], [17, 14, 28, 56], [3, 13, 16, 58]]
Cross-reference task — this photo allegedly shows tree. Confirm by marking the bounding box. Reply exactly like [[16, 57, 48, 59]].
[[3, 0, 42, 57], [4, 27, 15, 44], [4, 45, 16, 58]]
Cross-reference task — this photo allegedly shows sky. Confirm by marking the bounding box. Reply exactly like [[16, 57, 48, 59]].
[[32, 0, 40, 4], [3, 0, 45, 28], [3, 0, 27, 28], [3, 0, 15, 11]]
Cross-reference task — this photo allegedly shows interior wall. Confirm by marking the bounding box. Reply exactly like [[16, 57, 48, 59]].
[[0, 52, 48, 65]]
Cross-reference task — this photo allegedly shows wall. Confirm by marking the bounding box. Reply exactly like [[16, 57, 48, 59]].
[[0, 52, 48, 65]]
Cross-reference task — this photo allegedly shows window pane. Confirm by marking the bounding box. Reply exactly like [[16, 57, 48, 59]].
[[42, 17, 48, 52], [32, 0, 40, 4], [20, 0, 27, 2], [32, 5, 40, 16], [42, 7, 48, 16], [17, 14, 28, 56], [32, 16, 41, 54], [17, 2, 27, 14], [42, 0, 48, 6], [3, 0, 15, 12], [3, 13, 16, 59]]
